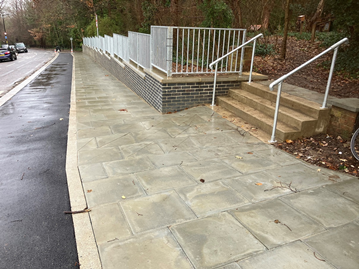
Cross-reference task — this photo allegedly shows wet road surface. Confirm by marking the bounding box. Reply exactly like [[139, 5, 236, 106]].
[[0, 53, 79, 268]]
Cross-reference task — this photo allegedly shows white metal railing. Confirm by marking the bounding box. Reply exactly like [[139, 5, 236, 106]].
[[83, 26, 251, 77], [113, 33, 129, 61], [129, 31, 151, 69], [209, 33, 264, 107], [151, 26, 247, 76], [268, 37, 349, 143]]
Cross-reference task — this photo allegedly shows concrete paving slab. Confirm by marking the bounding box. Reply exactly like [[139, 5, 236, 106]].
[[132, 128, 172, 143], [224, 172, 293, 202], [191, 132, 241, 147], [223, 130, 264, 144], [177, 181, 248, 217], [77, 137, 98, 151], [77, 114, 107, 123], [90, 119, 125, 128], [231, 199, 324, 249], [148, 151, 198, 167], [83, 175, 145, 207], [120, 142, 164, 159], [166, 125, 204, 137], [255, 147, 301, 166], [324, 178, 359, 204], [78, 162, 108, 182], [281, 188, 359, 228], [171, 212, 265, 268], [96, 133, 136, 148], [77, 121, 92, 130], [90, 203, 133, 245], [141, 118, 179, 130], [181, 159, 242, 182], [110, 122, 145, 134], [238, 241, 334, 269], [222, 154, 279, 174], [135, 166, 196, 194], [216, 263, 241, 269], [103, 156, 155, 176], [120, 191, 196, 233], [265, 163, 337, 191], [77, 126, 112, 139], [171, 113, 209, 126], [158, 136, 199, 153], [305, 223, 359, 269], [78, 147, 123, 165], [99, 229, 193, 269]]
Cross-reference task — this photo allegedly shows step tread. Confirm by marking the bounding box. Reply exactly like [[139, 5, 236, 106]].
[[229, 89, 317, 122], [218, 96, 299, 134], [242, 82, 327, 110]]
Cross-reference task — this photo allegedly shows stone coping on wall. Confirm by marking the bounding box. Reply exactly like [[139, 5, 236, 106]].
[[331, 98, 359, 113]]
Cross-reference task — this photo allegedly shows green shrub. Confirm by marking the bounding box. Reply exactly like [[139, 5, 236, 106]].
[[255, 43, 275, 57], [316, 32, 347, 47]]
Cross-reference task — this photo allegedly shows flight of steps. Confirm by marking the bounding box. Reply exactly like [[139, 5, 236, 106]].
[[217, 82, 331, 142]]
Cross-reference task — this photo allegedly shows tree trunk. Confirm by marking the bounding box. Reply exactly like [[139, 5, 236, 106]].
[[310, 0, 325, 43], [261, 0, 273, 30], [228, 0, 243, 28], [280, 0, 290, 59]]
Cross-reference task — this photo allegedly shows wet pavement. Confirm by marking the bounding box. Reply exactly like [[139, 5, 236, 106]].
[[0, 53, 79, 268], [70, 53, 359, 269]]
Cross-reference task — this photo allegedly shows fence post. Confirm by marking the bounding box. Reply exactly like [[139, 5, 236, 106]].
[[150, 26, 153, 71], [166, 27, 173, 77], [239, 29, 247, 75]]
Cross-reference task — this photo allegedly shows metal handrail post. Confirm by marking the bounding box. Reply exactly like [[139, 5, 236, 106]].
[[239, 30, 246, 75], [249, 38, 257, 83], [321, 47, 338, 109], [269, 82, 283, 143], [211, 63, 218, 107]]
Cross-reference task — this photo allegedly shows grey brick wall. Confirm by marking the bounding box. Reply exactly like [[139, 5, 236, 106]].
[[83, 46, 241, 114]]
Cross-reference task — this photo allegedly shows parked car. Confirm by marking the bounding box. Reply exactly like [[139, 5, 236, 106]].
[[1, 44, 9, 49], [15, 42, 28, 53], [0, 47, 18, 61]]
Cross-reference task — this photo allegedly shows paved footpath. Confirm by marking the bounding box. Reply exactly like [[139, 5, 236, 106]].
[[70, 53, 359, 269]]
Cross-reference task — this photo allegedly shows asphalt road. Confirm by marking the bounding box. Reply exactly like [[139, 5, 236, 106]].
[[0, 53, 79, 268], [0, 48, 55, 97]]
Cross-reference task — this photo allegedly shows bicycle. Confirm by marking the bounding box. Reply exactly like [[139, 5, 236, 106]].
[[350, 127, 359, 161]]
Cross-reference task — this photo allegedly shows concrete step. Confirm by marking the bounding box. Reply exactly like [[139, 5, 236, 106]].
[[228, 89, 318, 135], [216, 81, 331, 141], [241, 82, 330, 121], [217, 96, 300, 141]]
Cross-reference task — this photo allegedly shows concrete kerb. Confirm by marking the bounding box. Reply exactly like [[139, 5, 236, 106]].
[[0, 52, 59, 107], [66, 53, 102, 269]]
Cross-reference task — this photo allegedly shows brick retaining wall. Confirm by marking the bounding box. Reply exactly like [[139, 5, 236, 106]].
[[83, 46, 242, 113]]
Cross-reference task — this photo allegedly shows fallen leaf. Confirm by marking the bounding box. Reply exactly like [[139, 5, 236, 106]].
[[247, 152, 253, 154], [121, 196, 126, 199], [200, 179, 205, 183], [255, 183, 263, 186], [235, 156, 243, 159], [59, 118, 63, 120], [286, 139, 293, 144], [119, 109, 128, 112], [87, 189, 92, 193]]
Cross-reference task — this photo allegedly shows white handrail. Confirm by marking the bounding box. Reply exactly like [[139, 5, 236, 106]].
[[209, 33, 263, 107], [268, 37, 349, 143]]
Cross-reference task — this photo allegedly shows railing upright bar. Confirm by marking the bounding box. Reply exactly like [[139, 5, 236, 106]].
[[235, 31, 240, 72], [239, 30, 246, 75], [217, 30, 221, 70], [221, 30, 225, 70], [182, 28, 184, 72], [187, 29, 189, 73], [207, 30, 210, 71], [197, 30, 200, 72], [226, 30, 231, 72], [202, 30, 205, 71], [212, 30, 216, 67], [249, 38, 257, 83], [322, 47, 338, 108], [211, 62, 218, 107], [192, 29, 195, 73], [176, 29, 179, 73], [269, 82, 283, 143]]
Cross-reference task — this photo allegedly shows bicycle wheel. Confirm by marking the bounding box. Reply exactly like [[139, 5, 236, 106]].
[[350, 128, 359, 161]]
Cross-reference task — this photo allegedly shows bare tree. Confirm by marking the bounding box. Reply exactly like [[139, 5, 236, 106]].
[[280, 0, 290, 59]]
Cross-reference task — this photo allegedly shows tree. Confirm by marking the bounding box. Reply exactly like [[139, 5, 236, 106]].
[[309, 0, 324, 42], [280, 0, 290, 59]]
